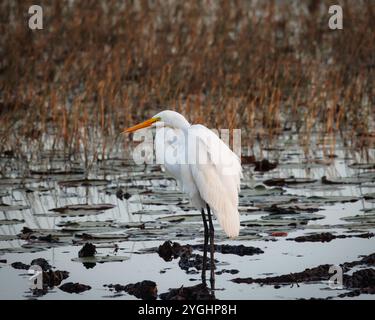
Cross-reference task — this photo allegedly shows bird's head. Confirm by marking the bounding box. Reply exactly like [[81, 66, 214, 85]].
[[123, 110, 190, 133]]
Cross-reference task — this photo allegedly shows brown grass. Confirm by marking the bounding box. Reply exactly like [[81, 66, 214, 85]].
[[0, 0, 374, 166]]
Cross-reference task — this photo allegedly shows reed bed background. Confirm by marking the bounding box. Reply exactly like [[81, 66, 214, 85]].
[[0, 0, 374, 169]]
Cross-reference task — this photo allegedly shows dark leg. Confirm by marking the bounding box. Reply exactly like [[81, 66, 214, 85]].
[[206, 205, 215, 289], [200, 208, 209, 284]]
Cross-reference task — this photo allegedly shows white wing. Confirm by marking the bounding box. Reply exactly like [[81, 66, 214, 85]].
[[155, 126, 206, 209], [188, 125, 242, 238]]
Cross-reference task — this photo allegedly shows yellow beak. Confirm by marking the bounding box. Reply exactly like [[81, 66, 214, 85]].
[[123, 117, 159, 133]]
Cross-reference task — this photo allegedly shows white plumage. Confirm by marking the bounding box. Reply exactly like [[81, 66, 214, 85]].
[[153, 111, 242, 238]]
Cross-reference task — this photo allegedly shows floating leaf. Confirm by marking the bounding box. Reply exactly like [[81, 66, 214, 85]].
[[348, 163, 375, 170], [72, 255, 129, 263], [0, 219, 25, 225], [157, 214, 201, 223], [0, 203, 30, 211], [58, 179, 111, 187]]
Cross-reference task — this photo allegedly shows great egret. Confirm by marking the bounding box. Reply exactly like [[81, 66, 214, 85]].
[[124, 110, 242, 283]]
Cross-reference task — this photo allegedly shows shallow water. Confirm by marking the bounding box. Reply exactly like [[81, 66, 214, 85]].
[[0, 134, 374, 300]]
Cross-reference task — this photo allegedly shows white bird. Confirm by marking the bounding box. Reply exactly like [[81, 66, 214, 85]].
[[124, 110, 242, 283]]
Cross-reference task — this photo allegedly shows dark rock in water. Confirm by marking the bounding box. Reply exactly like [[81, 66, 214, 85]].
[[37, 234, 60, 243], [78, 243, 97, 258], [31, 258, 52, 271], [179, 253, 216, 272], [43, 270, 69, 288], [264, 204, 300, 215], [292, 232, 337, 243], [21, 227, 33, 234], [344, 269, 375, 288], [192, 244, 264, 256], [263, 177, 317, 187], [11, 262, 30, 270], [358, 253, 375, 265], [254, 159, 278, 172], [107, 280, 157, 300], [158, 241, 192, 261], [0, 259, 7, 263], [160, 283, 215, 300], [59, 282, 91, 294], [216, 269, 239, 275], [116, 188, 132, 200], [338, 269, 375, 298]]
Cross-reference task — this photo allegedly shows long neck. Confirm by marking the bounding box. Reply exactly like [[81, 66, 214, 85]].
[[175, 116, 191, 133]]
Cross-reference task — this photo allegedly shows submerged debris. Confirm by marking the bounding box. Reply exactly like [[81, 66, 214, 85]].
[[11, 262, 30, 270], [216, 269, 239, 275], [254, 159, 278, 172], [31, 258, 52, 271], [288, 232, 374, 243], [106, 280, 157, 300], [338, 269, 375, 298], [160, 283, 215, 300], [192, 244, 264, 256], [179, 253, 216, 272], [115, 188, 132, 200], [60, 282, 91, 294], [43, 270, 69, 288], [158, 241, 192, 261], [263, 177, 317, 187], [78, 243, 97, 258]]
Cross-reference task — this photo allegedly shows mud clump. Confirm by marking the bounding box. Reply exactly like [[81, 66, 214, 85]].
[[179, 254, 216, 272], [160, 283, 216, 300], [106, 280, 157, 300], [60, 282, 91, 294], [116, 188, 132, 200], [11, 262, 30, 270], [31, 258, 52, 271], [338, 269, 375, 298], [192, 244, 264, 256], [158, 241, 192, 261], [343, 269, 375, 288], [78, 243, 97, 258], [43, 270, 69, 287], [289, 232, 374, 243], [254, 159, 278, 172], [216, 269, 239, 275]]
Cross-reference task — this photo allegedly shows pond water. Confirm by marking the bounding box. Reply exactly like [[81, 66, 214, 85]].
[[0, 133, 374, 300]]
